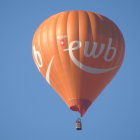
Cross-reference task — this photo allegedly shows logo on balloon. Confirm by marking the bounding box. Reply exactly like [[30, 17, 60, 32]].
[[33, 35, 119, 84], [57, 35, 118, 74]]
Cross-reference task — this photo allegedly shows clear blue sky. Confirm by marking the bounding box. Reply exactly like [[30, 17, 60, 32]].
[[0, 0, 140, 139]]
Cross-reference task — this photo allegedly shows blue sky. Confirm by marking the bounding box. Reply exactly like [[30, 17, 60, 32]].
[[0, 0, 140, 139]]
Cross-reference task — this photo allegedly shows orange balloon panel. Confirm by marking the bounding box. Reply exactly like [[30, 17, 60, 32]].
[[32, 11, 125, 117]]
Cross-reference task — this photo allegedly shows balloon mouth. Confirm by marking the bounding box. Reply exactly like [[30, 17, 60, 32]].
[[69, 99, 91, 117], [70, 106, 79, 111]]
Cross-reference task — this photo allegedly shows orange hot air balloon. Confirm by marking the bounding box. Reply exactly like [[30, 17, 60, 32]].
[[32, 11, 125, 117]]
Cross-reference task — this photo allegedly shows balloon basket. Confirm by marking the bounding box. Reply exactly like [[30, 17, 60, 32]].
[[76, 118, 82, 130]]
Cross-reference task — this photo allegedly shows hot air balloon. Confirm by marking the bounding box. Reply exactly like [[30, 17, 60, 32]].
[[32, 10, 125, 130]]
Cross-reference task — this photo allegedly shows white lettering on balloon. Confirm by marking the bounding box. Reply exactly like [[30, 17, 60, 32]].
[[46, 56, 54, 84], [64, 38, 118, 74], [84, 41, 105, 58], [33, 46, 43, 69], [104, 38, 117, 62], [34, 37, 118, 85]]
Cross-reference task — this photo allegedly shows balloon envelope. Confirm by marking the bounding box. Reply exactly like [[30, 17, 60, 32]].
[[32, 11, 125, 117]]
